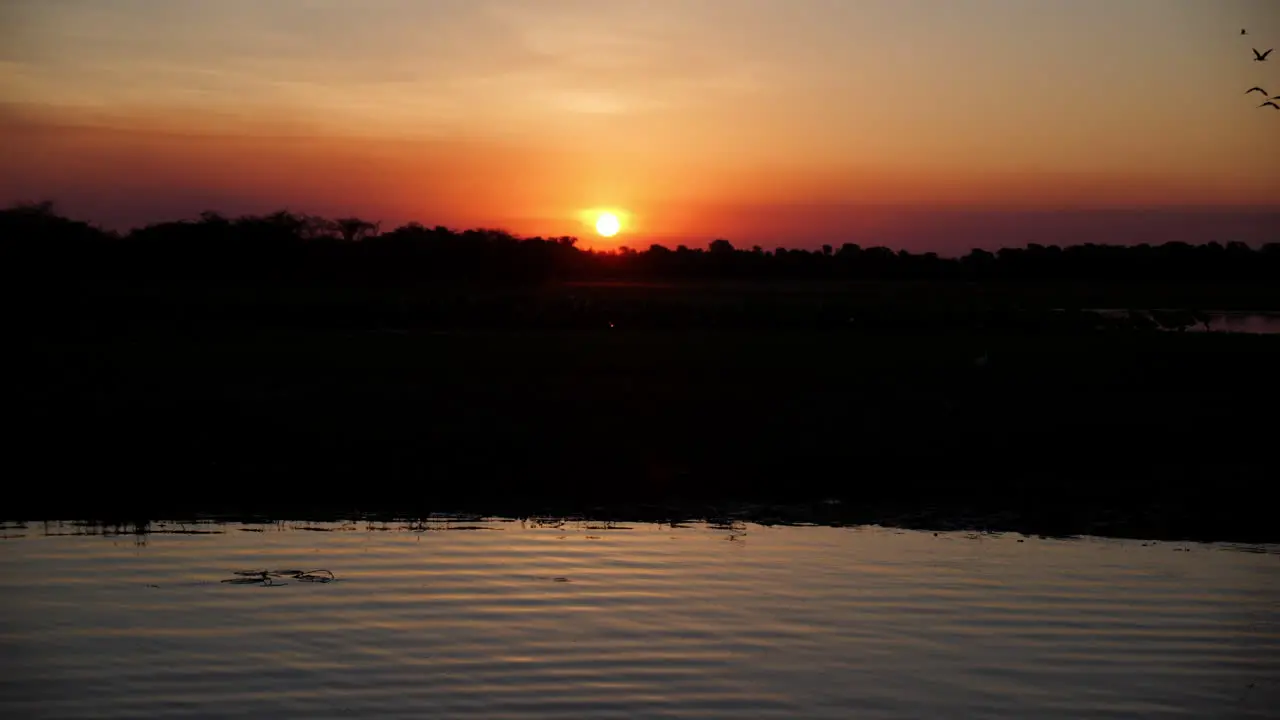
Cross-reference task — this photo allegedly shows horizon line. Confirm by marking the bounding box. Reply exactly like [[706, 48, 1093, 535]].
[[8, 202, 1277, 258]]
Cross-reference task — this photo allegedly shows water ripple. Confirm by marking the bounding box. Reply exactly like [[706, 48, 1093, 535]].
[[1, 521, 1277, 719]]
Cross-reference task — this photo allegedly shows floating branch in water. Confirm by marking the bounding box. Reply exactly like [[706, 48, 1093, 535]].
[[221, 574, 278, 586], [221, 569, 338, 585]]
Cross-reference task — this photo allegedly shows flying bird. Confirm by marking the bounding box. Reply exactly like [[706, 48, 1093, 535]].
[[1246, 87, 1268, 95], [1261, 101, 1280, 110], [1254, 48, 1273, 61], [1241, 29, 1247, 35]]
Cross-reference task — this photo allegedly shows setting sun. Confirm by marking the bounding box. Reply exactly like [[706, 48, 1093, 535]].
[[595, 212, 621, 238]]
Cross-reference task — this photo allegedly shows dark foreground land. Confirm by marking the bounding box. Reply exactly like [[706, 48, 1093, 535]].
[[8, 295, 1279, 543], [4, 207, 1279, 541]]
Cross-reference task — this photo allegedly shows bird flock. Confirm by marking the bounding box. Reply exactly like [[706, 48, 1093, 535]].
[[1241, 28, 1277, 111]]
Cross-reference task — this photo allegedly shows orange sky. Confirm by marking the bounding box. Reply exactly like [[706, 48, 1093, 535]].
[[2, 0, 1278, 250]]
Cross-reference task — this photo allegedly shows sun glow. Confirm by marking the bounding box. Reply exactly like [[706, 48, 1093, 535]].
[[595, 212, 621, 237], [576, 207, 632, 246]]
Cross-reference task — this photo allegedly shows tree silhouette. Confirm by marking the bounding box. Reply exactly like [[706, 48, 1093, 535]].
[[2, 203, 1277, 302], [334, 217, 380, 243]]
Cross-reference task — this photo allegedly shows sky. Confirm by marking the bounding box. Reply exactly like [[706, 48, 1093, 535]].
[[1, 0, 1278, 252]]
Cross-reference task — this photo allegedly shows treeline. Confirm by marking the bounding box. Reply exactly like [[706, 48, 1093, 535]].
[[3, 202, 1279, 288]]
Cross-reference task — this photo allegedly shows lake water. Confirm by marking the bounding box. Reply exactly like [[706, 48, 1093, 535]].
[[1197, 312, 1280, 334], [1091, 309, 1280, 334], [2, 519, 1278, 719]]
